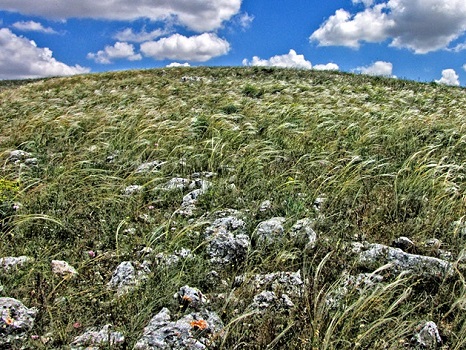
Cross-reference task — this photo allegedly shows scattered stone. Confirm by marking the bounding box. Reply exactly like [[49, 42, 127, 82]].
[[251, 291, 294, 311], [412, 321, 442, 349], [356, 242, 454, 278], [254, 217, 286, 246], [392, 236, 416, 252], [136, 160, 165, 173], [8, 150, 32, 163], [51, 260, 78, 277], [325, 272, 384, 309], [70, 324, 125, 350], [178, 188, 208, 217], [163, 177, 191, 190], [0, 256, 33, 271], [134, 307, 224, 350], [0, 297, 37, 346], [313, 196, 326, 211], [188, 179, 212, 192], [205, 213, 250, 266], [235, 270, 304, 298], [259, 200, 272, 212], [289, 218, 317, 250], [123, 185, 143, 195], [155, 248, 194, 267], [107, 261, 151, 295], [175, 285, 208, 311], [191, 171, 216, 179]]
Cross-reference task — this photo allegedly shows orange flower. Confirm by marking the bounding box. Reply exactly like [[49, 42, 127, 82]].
[[182, 295, 192, 302], [4, 316, 14, 326], [190, 319, 208, 330]]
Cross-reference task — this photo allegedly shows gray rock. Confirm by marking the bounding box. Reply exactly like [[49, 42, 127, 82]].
[[325, 272, 384, 309], [188, 179, 212, 191], [51, 260, 78, 277], [178, 188, 207, 217], [392, 236, 416, 252], [313, 196, 326, 211], [205, 214, 250, 265], [24, 158, 38, 166], [289, 218, 317, 250], [412, 321, 442, 348], [251, 291, 294, 311], [70, 324, 125, 349], [107, 261, 151, 295], [357, 242, 454, 278], [0, 297, 37, 346], [136, 160, 165, 173], [254, 217, 286, 246], [0, 256, 33, 271], [175, 286, 208, 311], [163, 177, 191, 190], [259, 200, 272, 212], [134, 307, 224, 350], [155, 248, 194, 267], [235, 270, 304, 298], [123, 185, 143, 195], [8, 150, 32, 163]]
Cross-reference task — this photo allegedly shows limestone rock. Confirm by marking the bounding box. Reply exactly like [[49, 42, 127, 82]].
[[107, 261, 151, 295], [289, 218, 317, 250], [205, 213, 250, 266], [163, 177, 191, 190], [155, 248, 194, 267], [8, 150, 32, 163], [251, 291, 294, 311], [136, 160, 164, 173], [51, 260, 78, 277], [356, 242, 454, 278], [70, 324, 125, 349], [0, 256, 33, 271], [259, 200, 272, 212], [0, 297, 37, 346], [175, 285, 208, 311], [254, 217, 286, 246], [123, 185, 143, 195], [392, 236, 416, 252], [412, 321, 442, 349], [134, 307, 224, 350], [235, 270, 304, 298]]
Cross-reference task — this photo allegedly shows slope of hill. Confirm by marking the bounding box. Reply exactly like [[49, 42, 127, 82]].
[[1, 67, 466, 349]]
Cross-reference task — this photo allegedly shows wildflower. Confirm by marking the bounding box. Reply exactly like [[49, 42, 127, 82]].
[[190, 319, 208, 330], [31, 335, 40, 340], [73, 322, 82, 329], [88, 250, 96, 258]]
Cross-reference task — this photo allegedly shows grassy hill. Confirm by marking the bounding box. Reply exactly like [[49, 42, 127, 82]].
[[1, 67, 466, 349]]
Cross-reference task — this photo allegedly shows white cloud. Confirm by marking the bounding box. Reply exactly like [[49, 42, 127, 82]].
[[314, 63, 340, 71], [0, 28, 89, 79], [463, 64, 466, 71], [87, 42, 142, 64], [140, 33, 230, 62], [352, 0, 374, 7], [236, 12, 254, 30], [0, 0, 242, 32], [356, 61, 393, 76], [114, 28, 169, 43], [311, 0, 466, 54], [166, 62, 190, 67], [435, 69, 460, 86], [242, 49, 313, 69], [12, 20, 57, 34]]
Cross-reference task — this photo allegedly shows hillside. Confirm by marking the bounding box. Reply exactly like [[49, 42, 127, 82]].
[[1, 67, 466, 349]]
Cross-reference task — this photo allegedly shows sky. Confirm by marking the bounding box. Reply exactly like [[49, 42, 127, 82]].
[[0, 0, 466, 86]]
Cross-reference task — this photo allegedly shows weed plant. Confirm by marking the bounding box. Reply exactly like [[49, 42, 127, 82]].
[[1, 67, 466, 348]]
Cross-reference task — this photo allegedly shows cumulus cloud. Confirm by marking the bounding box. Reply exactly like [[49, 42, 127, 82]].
[[12, 20, 57, 34], [0, 28, 89, 79], [314, 63, 340, 71], [166, 62, 190, 67], [242, 49, 313, 69], [356, 61, 393, 76], [310, 0, 466, 54], [87, 42, 142, 64], [114, 28, 169, 43], [435, 69, 460, 86], [235, 12, 254, 30], [140, 33, 230, 62], [0, 0, 242, 32], [242, 49, 339, 71]]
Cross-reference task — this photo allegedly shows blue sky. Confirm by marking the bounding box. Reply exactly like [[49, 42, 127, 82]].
[[0, 0, 466, 86]]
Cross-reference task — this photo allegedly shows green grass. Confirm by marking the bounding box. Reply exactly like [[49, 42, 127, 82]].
[[1, 67, 466, 348]]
